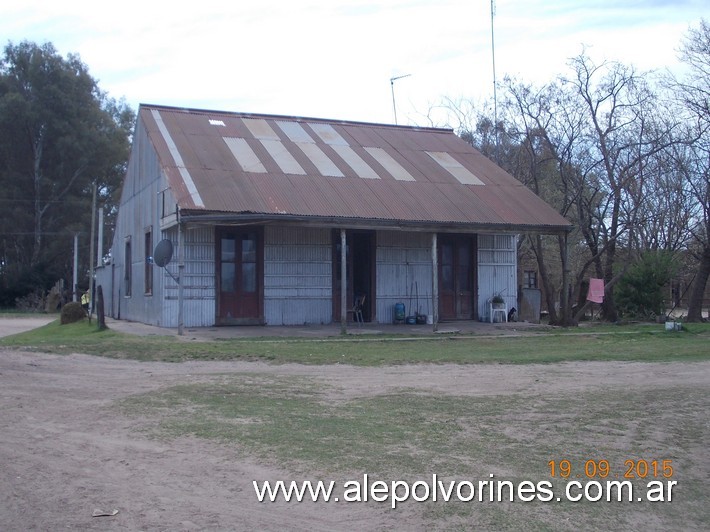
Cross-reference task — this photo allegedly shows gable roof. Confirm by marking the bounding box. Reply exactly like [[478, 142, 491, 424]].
[[140, 104, 571, 233]]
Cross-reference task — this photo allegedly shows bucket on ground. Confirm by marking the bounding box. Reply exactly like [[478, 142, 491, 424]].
[[394, 302, 405, 323]]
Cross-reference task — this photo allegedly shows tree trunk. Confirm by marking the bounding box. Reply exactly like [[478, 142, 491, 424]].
[[31, 133, 44, 267], [531, 235, 559, 324], [601, 238, 619, 322], [601, 194, 622, 322], [687, 245, 710, 322], [558, 233, 572, 326], [600, 276, 619, 322]]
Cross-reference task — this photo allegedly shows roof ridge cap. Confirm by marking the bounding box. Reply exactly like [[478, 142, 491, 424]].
[[138, 103, 453, 133]]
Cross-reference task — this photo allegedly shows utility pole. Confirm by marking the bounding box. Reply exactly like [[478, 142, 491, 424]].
[[73, 233, 79, 302], [491, 0, 499, 163], [97, 207, 104, 267], [88, 182, 97, 317]]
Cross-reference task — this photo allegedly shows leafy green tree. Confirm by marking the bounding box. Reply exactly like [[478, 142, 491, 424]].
[[0, 41, 134, 306], [616, 251, 678, 320]]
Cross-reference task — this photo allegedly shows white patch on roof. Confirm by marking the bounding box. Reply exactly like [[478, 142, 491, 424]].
[[426, 151, 484, 185], [151, 109, 205, 208], [259, 139, 306, 175], [242, 118, 280, 140], [308, 123, 348, 145], [209, 119, 225, 126], [297, 143, 344, 177], [364, 147, 415, 181], [222, 137, 267, 173], [276, 121, 315, 143], [331, 145, 379, 179]]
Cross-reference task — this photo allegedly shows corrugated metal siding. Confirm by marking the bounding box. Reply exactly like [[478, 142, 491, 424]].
[[162, 225, 215, 327], [478, 234, 518, 320], [376, 231, 433, 323], [105, 120, 167, 326], [106, 113, 217, 328], [263, 226, 332, 325]]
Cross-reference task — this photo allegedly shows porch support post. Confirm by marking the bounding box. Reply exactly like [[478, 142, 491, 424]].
[[177, 219, 184, 336], [340, 228, 347, 335], [431, 232, 438, 332]]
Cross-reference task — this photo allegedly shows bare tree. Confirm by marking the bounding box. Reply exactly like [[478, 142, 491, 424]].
[[672, 20, 710, 321], [436, 48, 691, 324], [559, 53, 680, 321], [499, 53, 682, 323], [501, 79, 579, 324], [630, 144, 696, 252]]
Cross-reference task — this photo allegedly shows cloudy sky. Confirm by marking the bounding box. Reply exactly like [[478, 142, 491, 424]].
[[1, 0, 706, 126]]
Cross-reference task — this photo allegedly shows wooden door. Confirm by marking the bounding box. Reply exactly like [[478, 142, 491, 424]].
[[439, 235, 475, 320], [217, 228, 262, 324]]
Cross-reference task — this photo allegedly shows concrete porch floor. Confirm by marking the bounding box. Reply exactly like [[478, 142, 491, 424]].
[[104, 317, 553, 340]]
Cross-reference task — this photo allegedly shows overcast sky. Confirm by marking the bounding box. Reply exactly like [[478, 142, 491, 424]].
[[1, 1, 706, 126]]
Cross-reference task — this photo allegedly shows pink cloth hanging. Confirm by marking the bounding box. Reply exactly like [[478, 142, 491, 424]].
[[587, 278, 605, 304]]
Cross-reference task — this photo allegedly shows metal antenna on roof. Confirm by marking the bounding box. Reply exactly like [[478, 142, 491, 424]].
[[491, 0, 499, 163], [390, 74, 411, 125]]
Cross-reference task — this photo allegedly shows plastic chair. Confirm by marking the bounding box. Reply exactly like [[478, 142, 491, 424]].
[[351, 294, 365, 326], [489, 299, 507, 323]]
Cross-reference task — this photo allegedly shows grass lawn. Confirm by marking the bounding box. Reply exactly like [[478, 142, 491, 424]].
[[1, 319, 709, 365]]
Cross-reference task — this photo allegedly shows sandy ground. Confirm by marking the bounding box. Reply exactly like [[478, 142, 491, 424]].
[[1, 317, 709, 530], [0, 316, 55, 339]]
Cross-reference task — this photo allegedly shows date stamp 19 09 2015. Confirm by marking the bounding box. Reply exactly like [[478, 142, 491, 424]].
[[548, 459, 674, 480]]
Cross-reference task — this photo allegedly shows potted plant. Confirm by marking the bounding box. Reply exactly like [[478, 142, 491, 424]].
[[492, 294, 505, 308]]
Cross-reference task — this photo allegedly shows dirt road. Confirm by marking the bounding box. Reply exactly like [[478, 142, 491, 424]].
[[0, 316, 54, 338], [1, 318, 708, 530]]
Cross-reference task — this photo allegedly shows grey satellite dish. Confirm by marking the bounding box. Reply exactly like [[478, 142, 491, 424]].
[[153, 239, 173, 268]]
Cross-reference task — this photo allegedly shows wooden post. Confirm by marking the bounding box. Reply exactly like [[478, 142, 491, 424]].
[[340, 228, 347, 335], [96, 285, 106, 330]]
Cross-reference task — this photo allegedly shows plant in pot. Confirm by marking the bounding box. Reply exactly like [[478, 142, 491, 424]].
[[492, 294, 505, 308]]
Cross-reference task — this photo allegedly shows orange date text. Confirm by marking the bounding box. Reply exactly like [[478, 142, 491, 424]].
[[547, 459, 673, 479]]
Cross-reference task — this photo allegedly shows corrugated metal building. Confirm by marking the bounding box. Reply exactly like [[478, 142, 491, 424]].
[[97, 104, 571, 328]]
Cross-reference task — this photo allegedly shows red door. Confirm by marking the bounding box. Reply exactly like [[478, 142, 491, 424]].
[[217, 228, 262, 324], [439, 235, 476, 320]]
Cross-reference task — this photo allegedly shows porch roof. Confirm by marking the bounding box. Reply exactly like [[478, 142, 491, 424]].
[[141, 104, 572, 234]]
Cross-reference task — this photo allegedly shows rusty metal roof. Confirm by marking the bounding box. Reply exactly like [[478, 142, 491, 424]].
[[140, 104, 571, 233]]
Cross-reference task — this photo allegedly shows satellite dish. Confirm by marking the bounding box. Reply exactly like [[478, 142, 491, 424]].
[[153, 239, 173, 267]]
